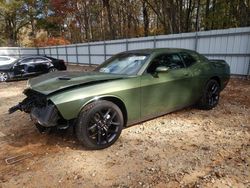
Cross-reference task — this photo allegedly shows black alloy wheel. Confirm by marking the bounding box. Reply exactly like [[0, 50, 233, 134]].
[[76, 100, 124, 149], [206, 80, 220, 107], [198, 79, 220, 110]]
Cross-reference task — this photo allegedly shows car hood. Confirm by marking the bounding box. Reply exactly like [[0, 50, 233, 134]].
[[28, 71, 130, 95]]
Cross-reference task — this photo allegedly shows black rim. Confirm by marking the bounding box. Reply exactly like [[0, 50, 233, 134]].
[[87, 107, 121, 146], [207, 82, 219, 107]]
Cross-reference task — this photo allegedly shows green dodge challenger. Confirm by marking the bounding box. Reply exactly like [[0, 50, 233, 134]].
[[9, 48, 230, 149]]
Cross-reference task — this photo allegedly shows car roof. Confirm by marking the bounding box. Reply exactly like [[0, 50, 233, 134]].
[[121, 48, 195, 54], [18, 56, 51, 60], [0, 56, 16, 59]]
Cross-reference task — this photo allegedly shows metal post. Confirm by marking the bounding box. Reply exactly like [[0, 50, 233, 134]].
[[49, 47, 52, 56], [126, 39, 128, 51], [88, 42, 91, 65], [76, 45, 79, 64], [247, 59, 250, 79], [65, 46, 69, 64], [56, 46, 59, 59], [194, 32, 198, 51], [153, 35, 156, 48], [104, 41, 107, 60], [18, 47, 21, 58], [37, 47, 40, 55]]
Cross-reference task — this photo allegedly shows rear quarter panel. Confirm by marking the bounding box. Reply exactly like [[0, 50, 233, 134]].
[[183, 57, 230, 105], [208, 59, 230, 90]]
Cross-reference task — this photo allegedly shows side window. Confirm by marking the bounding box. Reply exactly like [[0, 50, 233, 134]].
[[34, 58, 47, 63], [179, 52, 197, 67], [147, 53, 185, 73], [20, 58, 34, 65], [169, 54, 185, 69], [190, 51, 209, 63]]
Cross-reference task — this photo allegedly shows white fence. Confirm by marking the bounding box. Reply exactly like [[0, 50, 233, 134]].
[[0, 47, 37, 58], [0, 27, 250, 75]]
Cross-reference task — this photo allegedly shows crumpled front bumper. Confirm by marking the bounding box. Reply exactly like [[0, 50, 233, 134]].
[[9, 88, 60, 127]]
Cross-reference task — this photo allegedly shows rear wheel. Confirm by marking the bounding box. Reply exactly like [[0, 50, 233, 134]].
[[49, 67, 58, 72], [76, 100, 124, 149], [0, 71, 9, 82], [197, 79, 220, 110]]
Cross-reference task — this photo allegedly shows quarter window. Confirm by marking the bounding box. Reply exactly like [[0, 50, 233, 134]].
[[179, 52, 197, 67], [34, 58, 48, 63]]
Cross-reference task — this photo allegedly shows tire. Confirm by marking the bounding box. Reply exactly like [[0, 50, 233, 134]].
[[35, 123, 50, 133], [76, 100, 124, 149], [197, 79, 220, 110], [0, 71, 9, 82], [49, 67, 58, 72]]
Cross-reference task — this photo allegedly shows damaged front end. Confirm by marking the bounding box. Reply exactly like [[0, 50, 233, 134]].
[[9, 89, 62, 128]]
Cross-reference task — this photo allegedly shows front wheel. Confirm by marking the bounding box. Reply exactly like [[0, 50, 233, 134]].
[[197, 79, 220, 110], [76, 100, 124, 149], [0, 71, 9, 82]]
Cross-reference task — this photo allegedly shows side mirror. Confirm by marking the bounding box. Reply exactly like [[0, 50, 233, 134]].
[[155, 66, 169, 73]]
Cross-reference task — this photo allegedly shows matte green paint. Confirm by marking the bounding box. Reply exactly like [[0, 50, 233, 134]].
[[27, 48, 230, 125]]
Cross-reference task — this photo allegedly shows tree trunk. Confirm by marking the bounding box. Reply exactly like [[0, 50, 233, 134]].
[[103, 0, 116, 39], [142, 1, 149, 36], [211, 0, 216, 29], [195, 0, 201, 31], [178, 0, 183, 33], [185, 0, 192, 32], [205, 0, 210, 30]]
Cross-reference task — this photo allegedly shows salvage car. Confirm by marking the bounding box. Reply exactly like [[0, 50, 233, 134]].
[[9, 48, 230, 149], [0, 56, 67, 82]]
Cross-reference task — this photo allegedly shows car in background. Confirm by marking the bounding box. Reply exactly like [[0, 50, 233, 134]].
[[0, 56, 67, 82], [0, 56, 17, 65]]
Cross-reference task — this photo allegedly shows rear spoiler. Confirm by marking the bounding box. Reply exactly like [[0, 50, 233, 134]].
[[208, 59, 227, 64]]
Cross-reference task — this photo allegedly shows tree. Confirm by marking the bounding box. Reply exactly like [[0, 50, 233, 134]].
[[142, 0, 149, 36], [0, 0, 29, 46], [0, 0, 249, 46]]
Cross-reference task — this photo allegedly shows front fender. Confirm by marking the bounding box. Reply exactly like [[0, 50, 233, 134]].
[[50, 94, 125, 121], [48, 77, 141, 122]]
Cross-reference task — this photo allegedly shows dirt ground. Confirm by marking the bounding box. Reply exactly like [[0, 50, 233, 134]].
[[0, 65, 249, 188]]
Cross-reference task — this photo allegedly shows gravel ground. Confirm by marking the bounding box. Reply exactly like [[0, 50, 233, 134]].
[[0, 65, 249, 188]]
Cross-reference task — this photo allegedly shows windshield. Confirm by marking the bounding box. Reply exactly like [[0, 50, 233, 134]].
[[96, 53, 149, 75]]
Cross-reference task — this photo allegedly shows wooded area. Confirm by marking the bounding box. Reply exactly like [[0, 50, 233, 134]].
[[0, 0, 249, 47]]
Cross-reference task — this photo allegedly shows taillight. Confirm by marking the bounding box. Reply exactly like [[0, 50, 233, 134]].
[[60, 60, 66, 65]]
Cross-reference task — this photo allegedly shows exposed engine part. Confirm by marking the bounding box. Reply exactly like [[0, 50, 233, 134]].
[[8, 89, 72, 129], [9, 89, 47, 114]]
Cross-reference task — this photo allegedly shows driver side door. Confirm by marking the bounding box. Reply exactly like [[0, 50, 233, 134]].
[[140, 53, 193, 119]]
